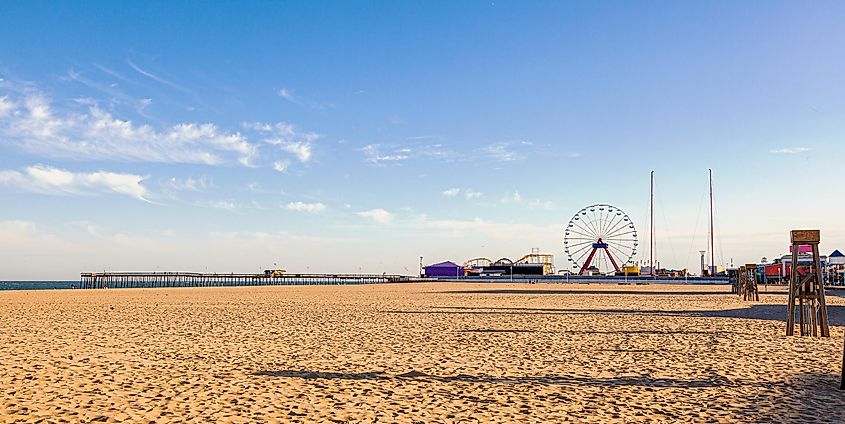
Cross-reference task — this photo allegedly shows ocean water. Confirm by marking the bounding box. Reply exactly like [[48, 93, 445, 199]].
[[0, 281, 77, 290]]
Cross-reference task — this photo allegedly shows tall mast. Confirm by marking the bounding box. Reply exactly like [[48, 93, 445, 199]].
[[709, 168, 715, 276], [650, 170, 654, 276]]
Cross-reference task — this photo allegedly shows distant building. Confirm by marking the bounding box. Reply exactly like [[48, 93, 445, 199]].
[[423, 261, 464, 278], [462, 249, 555, 276], [828, 250, 845, 285], [761, 252, 829, 283]]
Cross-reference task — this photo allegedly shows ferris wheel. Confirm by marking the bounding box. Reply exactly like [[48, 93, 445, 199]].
[[564, 204, 638, 275]]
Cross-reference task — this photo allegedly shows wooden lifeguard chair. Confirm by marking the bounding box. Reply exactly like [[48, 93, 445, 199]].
[[743, 264, 759, 301], [786, 230, 829, 337]]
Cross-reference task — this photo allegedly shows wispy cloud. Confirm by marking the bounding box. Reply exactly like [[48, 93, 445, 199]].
[[464, 190, 483, 199], [200, 199, 266, 211], [500, 190, 522, 203], [528, 199, 554, 210], [246, 122, 320, 163], [92, 63, 138, 85], [276, 87, 333, 110], [485, 141, 531, 162], [361, 144, 410, 164], [414, 215, 558, 241], [285, 201, 327, 213], [0, 91, 258, 166], [441, 188, 482, 199], [356, 208, 393, 224], [499, 190, 552, 209], [0, 95, 12, 117], [442, 188, 461, 197], [212, 200, 236, 210], [360, 143, 454, 165], [273, 161, 289, 173], [770, 147, 811, 154], [163, 176, 211, 192], [0, 86, 320, 169], [277, 88, 296, 102], [0, 164, 149, 202], [127, 59, 190, 92]]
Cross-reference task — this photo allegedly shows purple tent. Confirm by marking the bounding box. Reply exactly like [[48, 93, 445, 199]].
[[424, 261, 464, 277]]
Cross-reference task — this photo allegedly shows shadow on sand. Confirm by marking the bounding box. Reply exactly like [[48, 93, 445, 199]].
[[435, 289, 740, 296], [250, 369, 845, 421], [252, 369, 747, 388], [385, 305, 845, 326]]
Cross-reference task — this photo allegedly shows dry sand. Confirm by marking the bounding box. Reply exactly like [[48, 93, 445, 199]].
[[1, 282, 845, 423]]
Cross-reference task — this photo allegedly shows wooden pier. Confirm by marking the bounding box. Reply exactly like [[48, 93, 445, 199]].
[[79, 272, 419, 289]]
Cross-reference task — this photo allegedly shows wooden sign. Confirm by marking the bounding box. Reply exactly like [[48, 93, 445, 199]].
[[791, 230, 820, 244]]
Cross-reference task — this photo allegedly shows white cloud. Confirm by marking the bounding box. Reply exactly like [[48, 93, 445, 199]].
[[0, 92, 258, 166], [0, 220, 37, 236], [164, 176, 210, 192], [357, 208, 393, 224], [273, 161, 289, 173], [0, 165, 149, 201], [361, 144, 410, 164], [443, 187, 482, 199], [0, 84, 322, 170], [277, 88, 296, 102], [127, 59, 190, 92], [485, 141, 526, 162], [212, 201, 236, 210], [500, 190, 522, 203], [415, 216, 558, 241], [285, 201, 326, 213], [360, 143, 455, 165], [442, 188, 460, 197], [528, 199, 554, 210], [249, 122, 319, 163], [770, 147, 811, 154], [498, 191, 550, 209], [0, 96, 13, 117], [275, 87, 333, 110], [281, 142, 312, 162], [464, 190, 482, 199]]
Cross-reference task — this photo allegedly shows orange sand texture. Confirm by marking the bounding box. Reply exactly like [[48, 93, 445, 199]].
[[2, 283, 845, 423]]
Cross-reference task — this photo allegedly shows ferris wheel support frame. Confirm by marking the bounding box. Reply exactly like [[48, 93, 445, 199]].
[[579, 238, 621, 275]]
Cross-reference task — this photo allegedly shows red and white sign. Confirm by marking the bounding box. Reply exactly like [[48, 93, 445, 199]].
[[789, 245, 813, 254]]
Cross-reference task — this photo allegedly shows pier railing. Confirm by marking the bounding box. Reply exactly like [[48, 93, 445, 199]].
[[79, 272, 421, 289]]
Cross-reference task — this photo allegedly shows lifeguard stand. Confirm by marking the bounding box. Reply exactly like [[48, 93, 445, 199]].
[[743, 264, 759, 301], [786, 230, 829, 337]]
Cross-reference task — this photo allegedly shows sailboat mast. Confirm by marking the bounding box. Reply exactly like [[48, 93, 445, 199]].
[[650, 170, 654, 276], [709, 168, 715, 276]]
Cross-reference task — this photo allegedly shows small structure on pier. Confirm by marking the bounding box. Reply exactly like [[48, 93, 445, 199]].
[[786, 230, 830, 337]]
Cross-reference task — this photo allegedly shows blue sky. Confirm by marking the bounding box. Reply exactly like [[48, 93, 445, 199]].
[[1, 1, 844, 279]]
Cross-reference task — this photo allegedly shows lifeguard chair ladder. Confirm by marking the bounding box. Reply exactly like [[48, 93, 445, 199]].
[[786, 230, 829, 337]]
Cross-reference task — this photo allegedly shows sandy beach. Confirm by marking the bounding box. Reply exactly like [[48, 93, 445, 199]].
[[2, 282, 845, 422]]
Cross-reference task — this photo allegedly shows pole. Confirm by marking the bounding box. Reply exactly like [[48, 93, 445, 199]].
[[709, 168, 715, 276], [650, 170, 654, 277], [841, 334, 845, 389]]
